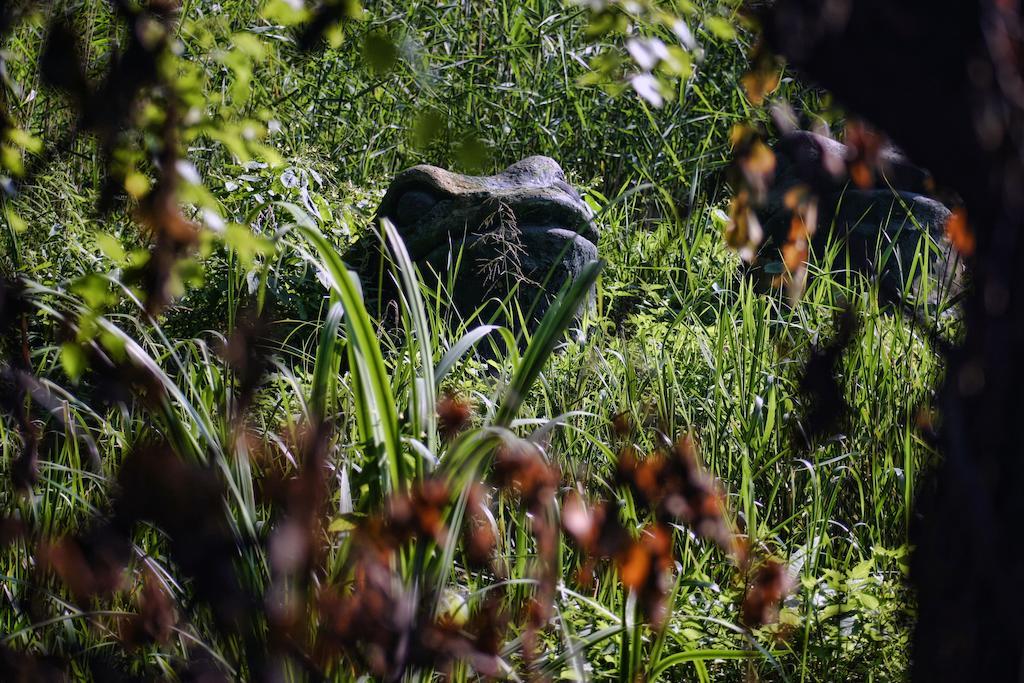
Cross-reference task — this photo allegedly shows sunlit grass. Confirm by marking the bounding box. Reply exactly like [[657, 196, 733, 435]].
[[2, 186, 939, 680], [0, 1, 938, 681]]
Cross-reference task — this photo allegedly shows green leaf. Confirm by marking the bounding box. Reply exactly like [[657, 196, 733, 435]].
[[327, 516, 357, 533], [225, 223, 274, 267], [849, 558, 873, 580], [124, 171, 150, 199], [262, 0, 309, 25], [60, 343, 87, 382], [5, 128, 42, 153], [99, 329, 126, 362], [232, 32, 267, 61], [858, 593, 880, 610], [413, 110, 445, 149], [71, 273, 114, 310], [363, 31, 398, 74], [95, 232, 127, 265], [705, 16, 736, 40], [4, 208, 27, 234]]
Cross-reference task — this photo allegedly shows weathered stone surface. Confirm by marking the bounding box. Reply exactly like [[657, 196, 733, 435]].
[[755, 131, 964, 308], [352, 156, 598, 326]]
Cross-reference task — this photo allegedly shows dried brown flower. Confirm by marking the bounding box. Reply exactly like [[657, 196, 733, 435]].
[[463, 484, 498, 568], [611, 410, 633, 438], [438, 392, 474, 441], [844, 120, 885, 189], [0, 644, 67, 682], [619, 524, 674, 627], [741, 559, 792, 628], [383, 477, 452, 547], [121, 568, 177, 647], [493, 439, 560, 513], [616, 437, 735, 555], [38, 527, 131, 603]]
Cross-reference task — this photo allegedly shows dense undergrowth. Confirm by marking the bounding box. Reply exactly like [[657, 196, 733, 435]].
[[0, 1, 946, 680]]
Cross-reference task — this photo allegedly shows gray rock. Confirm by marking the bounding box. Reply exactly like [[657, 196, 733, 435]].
[[754, 131, 964, 309], [352, 156, 598, 327]]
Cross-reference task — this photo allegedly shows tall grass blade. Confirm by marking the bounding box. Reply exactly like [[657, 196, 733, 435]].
[[494, 260, 603, 427], [309, 300, 344, 421], [381, 217, 438, 459], [295, 220, 407, 492]]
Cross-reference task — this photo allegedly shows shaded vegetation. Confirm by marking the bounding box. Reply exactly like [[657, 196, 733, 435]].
[[0, 1, 949, 680]]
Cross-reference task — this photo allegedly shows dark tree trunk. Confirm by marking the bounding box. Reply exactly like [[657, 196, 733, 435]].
[[756, 1, 1024, 679]]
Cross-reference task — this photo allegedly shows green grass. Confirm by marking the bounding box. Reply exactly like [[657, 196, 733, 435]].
[[0, 1, 941, 680]]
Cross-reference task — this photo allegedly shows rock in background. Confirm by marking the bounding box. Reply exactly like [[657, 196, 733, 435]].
[[752, 131, 965, 311]]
